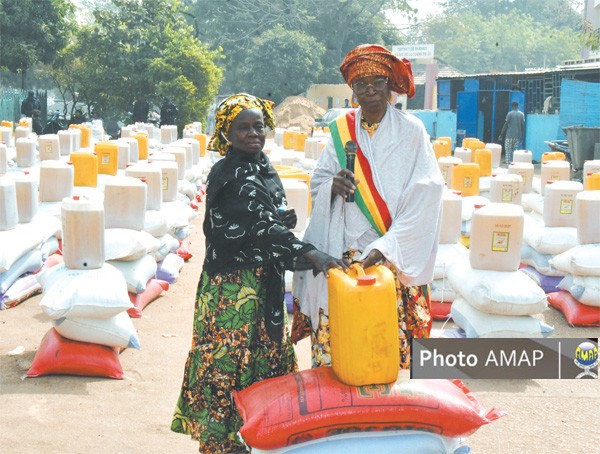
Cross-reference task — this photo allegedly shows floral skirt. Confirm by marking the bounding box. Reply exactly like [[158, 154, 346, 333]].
[[291, 256, 431, 370], [172, 267, 297, 453]]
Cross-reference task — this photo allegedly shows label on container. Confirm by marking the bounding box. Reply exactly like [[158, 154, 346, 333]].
[[162, 177, 169, 190], [491, 231, 509, 252], [502, 188, 513, 202], [45, 144, 53, 154], [463, 176, 473, 188], [101, 154, 110, 165], [560, 199, 573, 214]]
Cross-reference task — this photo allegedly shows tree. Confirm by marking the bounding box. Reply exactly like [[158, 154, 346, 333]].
[[240, 26, 326, 104], [68, 0, 222, 128], [304, 0, 414, 83], [0, 0, 75, 89], [438, 0, 583, 30], [417, 10, 581, 74], [182, 0, 413, 93]]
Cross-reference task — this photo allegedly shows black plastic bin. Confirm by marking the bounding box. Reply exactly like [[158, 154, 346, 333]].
[[562, 126, 600, 170]]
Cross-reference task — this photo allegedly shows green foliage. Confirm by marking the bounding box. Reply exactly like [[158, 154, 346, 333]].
[[0, 0, 75, 88], [418, 9, 581, 74], [183, 0, 412, 96], [66, 0, 222, 125], [438, 0, 583, 30], [240, 25, 326, 104]]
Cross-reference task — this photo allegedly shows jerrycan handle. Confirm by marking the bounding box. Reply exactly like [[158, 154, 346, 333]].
[[351, 263, 366, 277], [351, 264, 377, 286]]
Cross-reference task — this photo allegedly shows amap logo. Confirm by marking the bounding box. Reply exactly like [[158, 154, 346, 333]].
[[574, 342, 598, 379]]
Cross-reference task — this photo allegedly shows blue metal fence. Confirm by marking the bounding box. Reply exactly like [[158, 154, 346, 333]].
[[0, 88, 47, 124]]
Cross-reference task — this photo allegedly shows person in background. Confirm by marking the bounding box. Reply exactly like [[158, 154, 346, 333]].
[[171, 93, 348, 453], [292, 44, 444, 369], [160, 97, 178, 126], [20, 91, 40, 118], [69, 109, 86, 125], [499, 101, 525, 165], [31, 108, 43, 135], [132, 95, 149, 123]]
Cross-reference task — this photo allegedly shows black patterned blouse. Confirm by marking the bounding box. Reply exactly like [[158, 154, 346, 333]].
[[202, 149, 315, 341]]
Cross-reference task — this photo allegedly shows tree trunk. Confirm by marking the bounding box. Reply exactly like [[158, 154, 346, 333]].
[[21, 69, 27, 90]]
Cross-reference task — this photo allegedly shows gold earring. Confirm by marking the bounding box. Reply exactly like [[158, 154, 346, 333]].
[[388, 93, 394, 103], [350, 95, 359, 108]]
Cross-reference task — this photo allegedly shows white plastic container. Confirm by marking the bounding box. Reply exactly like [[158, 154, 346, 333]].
[[162, 147, 186, 180], [454, 147, 472, 163], [125, 163, 163, 211], [489, 174, 523, 205], [437, 156, 462, 184], [57, 130, 74, 156], [172, 142, 193, 170], [507, 162, 534, 193], [37, 134, 61, 161], [121, 125, 134, 138], [14, 126, 30, 142], [15, 137, 37, 167], [39, 161, 74, 202], [513, 149, 532, 163], [121, 137, 139, 163], [543, 180, 583, 227], [143, 124, 154, 138], [576, 191, 600, 244], [439, 189, 462, 244], [0, 126, 12, 144], [61, 196, 105, 270], [153, 161, 178, 202], [274, 128, 285, 147], [583, 160, 600, 188], [14, 172, 38, 223], [181, 138, 200, 165], [0, 177, 18, 231], [169, 125, 178, 142], [469, 203, 524, 272], [160, 125, 173, 144], [540, 160, 571, 195], [485, 143, 502, 169], [110, 139, 130, 169], [0, 142, 7, 175], [281, 178, 309, 233], [70, 127, 82, 152], [103, 177, 147, 231]]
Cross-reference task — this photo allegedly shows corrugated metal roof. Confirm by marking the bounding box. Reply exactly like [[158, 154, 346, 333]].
[[413, 62, 465, 85], [437, 61, 600, 80]]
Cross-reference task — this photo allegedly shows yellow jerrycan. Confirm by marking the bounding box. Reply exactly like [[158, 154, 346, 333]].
[[328, 264, 399, 386]]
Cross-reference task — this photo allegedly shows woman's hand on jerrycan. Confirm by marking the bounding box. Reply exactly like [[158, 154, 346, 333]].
[[303, 249, 349, 278]]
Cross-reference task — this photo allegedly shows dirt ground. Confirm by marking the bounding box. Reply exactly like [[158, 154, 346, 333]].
[[1, 206, 598, 454]]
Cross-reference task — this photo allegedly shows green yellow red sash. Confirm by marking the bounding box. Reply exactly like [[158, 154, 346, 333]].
[[330, 111, 392, 236]]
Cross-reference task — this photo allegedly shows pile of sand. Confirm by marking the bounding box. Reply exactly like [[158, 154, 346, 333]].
[[274, 96, 326, 134]]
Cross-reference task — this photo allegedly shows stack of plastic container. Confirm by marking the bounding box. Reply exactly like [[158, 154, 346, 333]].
[[430, 189, 468, 320], [547, 190, 600, 327], [29, 195, 140, 378], [450, 203, 552, 338]]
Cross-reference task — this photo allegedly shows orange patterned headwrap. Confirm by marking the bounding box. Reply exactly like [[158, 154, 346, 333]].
[[340, 44, 415, 98]]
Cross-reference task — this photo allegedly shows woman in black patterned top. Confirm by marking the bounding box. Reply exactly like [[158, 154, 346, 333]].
[[172, 93, 347, 453]]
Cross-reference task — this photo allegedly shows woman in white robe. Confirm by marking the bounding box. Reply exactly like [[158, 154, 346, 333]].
[[292, 44, 444, 369]]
